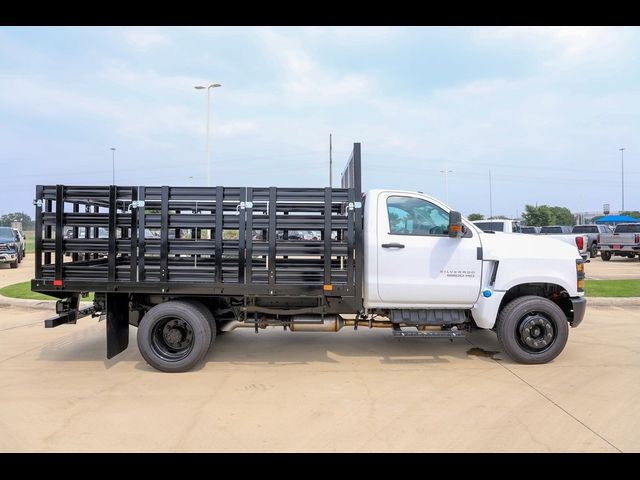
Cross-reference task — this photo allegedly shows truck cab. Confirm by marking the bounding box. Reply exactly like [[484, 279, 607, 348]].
[[364, 190, 584, 318]]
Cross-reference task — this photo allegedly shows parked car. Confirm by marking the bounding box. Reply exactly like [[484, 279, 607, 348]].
[[598, 223, 640, 261], [11, 228, 25, 262], [0, 226, 19, 268], [472, 219, 521, 233], [571, 224, 613, 258], [521, 226, 541, 234]]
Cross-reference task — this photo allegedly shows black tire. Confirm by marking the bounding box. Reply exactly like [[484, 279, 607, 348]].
[[10, 260, 18, 269], [186, 300, 217, 348], [589, 243, 598, 258], [496, 296, 569, 364], [137, 300, 212, 373], [601, 251, 611, 261]]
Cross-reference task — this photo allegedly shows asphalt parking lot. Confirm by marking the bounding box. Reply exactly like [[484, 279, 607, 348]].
[[0, 253, 638, 452]]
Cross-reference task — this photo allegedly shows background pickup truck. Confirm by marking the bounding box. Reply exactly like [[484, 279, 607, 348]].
[[0, 226, 20, 268], [571, 224, 613, 259], [472, 219, 521, 233], [598, 223, 640, 261], [540, 226, 589, 260]]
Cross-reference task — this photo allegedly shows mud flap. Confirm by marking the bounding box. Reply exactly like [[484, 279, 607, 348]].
[[106, 293, 129, 359]]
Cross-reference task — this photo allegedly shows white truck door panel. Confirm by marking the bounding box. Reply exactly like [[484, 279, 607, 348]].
[[376, 193, 482, 305]]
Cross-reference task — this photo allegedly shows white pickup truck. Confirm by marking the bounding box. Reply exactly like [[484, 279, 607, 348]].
[[473, 221, 589, 260], [599, 223, 640, 261], [539, 226, 589, 261], [33, 143, 588, 372], [472, 219, 521, 233]]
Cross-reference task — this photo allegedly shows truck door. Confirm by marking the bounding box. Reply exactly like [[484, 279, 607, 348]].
[[376, 193, 482, 306]]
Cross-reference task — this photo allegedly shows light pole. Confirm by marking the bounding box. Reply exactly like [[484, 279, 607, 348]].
[[489, 168, 493, 219], [440, 168, 453, 205], [620, 147, 625, 212], [194, 83, 222, 186], [110, 147, 116, 185]]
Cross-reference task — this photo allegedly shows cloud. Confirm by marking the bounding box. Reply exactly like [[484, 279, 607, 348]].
[[122, 29, 171, 51], [475, 26, 628, 69], [255, 28, 375, 100]]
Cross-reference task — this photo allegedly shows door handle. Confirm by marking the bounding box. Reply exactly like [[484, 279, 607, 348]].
[[381, 243, 405, 248]]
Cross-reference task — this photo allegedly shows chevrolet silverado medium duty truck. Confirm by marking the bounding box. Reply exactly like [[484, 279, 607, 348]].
[[31, 144, 586, 372], [598, 223, 640, 261]]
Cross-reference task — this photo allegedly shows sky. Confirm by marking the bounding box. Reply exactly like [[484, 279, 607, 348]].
[[1, 26, 639, 218]]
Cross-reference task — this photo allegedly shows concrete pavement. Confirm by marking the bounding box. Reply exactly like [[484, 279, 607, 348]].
[[585, 255, 640, 280], [0, 304, 638, 452]]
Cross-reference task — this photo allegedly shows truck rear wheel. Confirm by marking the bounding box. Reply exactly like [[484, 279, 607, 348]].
[[137, 300, 212, 372], [590, 243, 598, 258], [601, 251, 611, 261], [186, 300, 217, 347], [496, 296, 569, 364]]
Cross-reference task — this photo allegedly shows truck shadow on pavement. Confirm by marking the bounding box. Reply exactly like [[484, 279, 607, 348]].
[[37, 325, 507, 371]]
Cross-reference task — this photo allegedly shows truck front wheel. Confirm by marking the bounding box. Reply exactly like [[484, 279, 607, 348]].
[[137, 300, 213, 372], [496, 296, 569, 364], [601, 251, 611, 261]]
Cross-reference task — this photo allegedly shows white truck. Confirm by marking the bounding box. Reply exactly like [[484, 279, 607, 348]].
[[33, 143, 587, 372], [539, 226, 589, 261], [474, 220, 589, 260], [472, 219, 521, 233], [598, 223, 640, 261]]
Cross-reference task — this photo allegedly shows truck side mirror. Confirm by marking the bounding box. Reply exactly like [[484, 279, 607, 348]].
[[448, 211, 463, 238]]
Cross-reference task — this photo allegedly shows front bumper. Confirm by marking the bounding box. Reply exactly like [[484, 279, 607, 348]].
[[0, 253, 17, 263], [569, 296, 587, 328]]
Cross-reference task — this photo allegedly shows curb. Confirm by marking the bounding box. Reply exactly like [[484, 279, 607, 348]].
[[586, 297, 640, 307], [0, 294, 92, 311]]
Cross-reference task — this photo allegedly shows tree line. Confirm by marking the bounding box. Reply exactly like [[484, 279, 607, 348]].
[[0, 212, 33, 229], [467, 206, 640, 226]]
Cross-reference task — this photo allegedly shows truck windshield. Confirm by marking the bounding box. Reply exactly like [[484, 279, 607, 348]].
[[572, 226, 598, 233], [521, 227, 538, 234], [614, 224, 640, 233], [0, 227, 15, 242], [541, 227, 563, 233]]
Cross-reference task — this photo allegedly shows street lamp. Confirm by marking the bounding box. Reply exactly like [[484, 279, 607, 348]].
[[440, 168, 453, 205], [620, 147, 625, 212], [110, 147, 116, 185], [194, 83, 222, 186]]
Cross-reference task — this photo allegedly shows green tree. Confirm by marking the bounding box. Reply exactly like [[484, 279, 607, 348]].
[[0, 212, 33, 229], [522, 205, 554, 226], [549, 206, 575, 226], [490, 215, 509, 219], [467, 213, 484, 221]]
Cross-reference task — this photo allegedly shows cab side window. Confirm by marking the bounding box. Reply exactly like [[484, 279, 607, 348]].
[[387, 196, 449, 236]]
